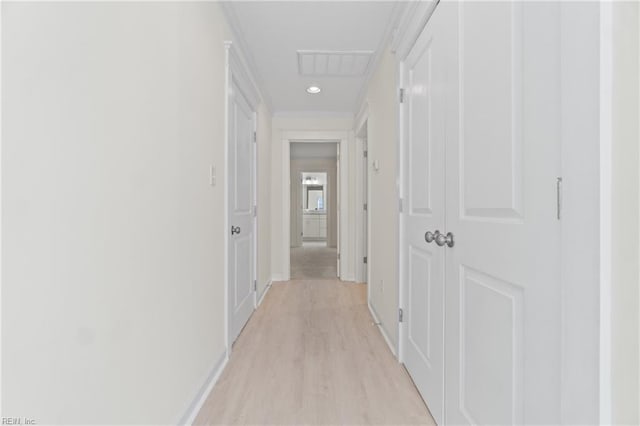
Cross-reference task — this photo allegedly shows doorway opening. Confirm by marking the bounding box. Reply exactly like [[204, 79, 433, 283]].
[[289, 143, 338, 280]]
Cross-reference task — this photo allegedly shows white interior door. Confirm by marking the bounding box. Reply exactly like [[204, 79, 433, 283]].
[[444, 2, 561, 424], [400, 5, 448, 423], [401, 2, 563, 424], [336, 143, 341, 277], [228, 79, 256, 344], [363, 137, 368, 283]]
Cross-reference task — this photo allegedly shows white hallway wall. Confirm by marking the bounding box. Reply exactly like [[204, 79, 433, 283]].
[[2, 3, 271, 423], [611, 2, 640, 423], [358, 46, 400, 349], [270, 115, 355, 281]]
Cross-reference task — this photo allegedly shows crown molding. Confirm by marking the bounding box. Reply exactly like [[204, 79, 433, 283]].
[[353, 1, 409, 115], [219, 2, 274, 113], [390, 0, 439, 61], [273, 111, 355, 120]]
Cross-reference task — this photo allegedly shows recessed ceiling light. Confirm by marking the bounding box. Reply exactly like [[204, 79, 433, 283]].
[[306, 85, 321, 94]]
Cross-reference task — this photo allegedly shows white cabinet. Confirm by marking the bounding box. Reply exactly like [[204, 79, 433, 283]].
[[303, 213, 327, 240]]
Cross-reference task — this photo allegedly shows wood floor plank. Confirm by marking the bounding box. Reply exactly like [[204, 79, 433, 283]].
[[194, 280, 435, 425]]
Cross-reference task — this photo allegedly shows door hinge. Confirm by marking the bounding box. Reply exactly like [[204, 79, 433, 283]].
[[399, 88, 405, 103], [254, 279, 257, 291], [363, 203, 368, 211], [337, 253, 341, 261], [253, 131, 257, 143], [364, 150, 368, 158], [399, 198, 403, 213], [363, 256, 367, 264], [254, 205, 257, 217], [399, 308, 404, 323], [556, 177, 562, 220]]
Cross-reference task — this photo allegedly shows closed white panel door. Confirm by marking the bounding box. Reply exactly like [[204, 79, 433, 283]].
[[228, 79, 255, 344], [336, 144, 341, 276], [444, 2, 561, 424], [401, 5, 449, 424]]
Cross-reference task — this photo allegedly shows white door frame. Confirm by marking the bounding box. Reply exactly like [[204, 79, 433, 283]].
[[224, 41, 259, 356], [392, 3, 605, 423], [355, 105, 370, 286], [293, 166, 334, 247], [281, 131, 349, 281]]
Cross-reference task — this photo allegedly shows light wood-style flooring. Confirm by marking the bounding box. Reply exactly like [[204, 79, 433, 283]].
[[290, 245, 338, 280], [194, 280, 435, 425]]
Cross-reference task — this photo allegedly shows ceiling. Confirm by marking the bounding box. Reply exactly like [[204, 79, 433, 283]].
[[223, 1, 401, 115]]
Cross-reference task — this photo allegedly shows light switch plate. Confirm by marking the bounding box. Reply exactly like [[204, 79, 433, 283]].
[[210, 165, 216, 186]]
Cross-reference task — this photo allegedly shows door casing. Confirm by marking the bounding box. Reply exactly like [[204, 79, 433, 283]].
[[281, 132, 350, 281]]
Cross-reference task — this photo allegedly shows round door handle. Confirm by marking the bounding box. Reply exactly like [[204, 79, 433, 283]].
[[425, 230, 440, 243], [231, 226, 241, 236], [435, 231, 455, 248]]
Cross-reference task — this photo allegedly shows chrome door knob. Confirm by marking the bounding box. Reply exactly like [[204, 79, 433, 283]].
[[435, 231, 455, 248], [425, 230, 439, 243]]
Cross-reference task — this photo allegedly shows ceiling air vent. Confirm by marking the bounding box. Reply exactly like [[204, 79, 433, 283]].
[[297, 50, 374, 77]]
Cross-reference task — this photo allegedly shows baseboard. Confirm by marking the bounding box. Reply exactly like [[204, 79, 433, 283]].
[[257, 280, 272, 306], [271, 273, 285, 282], [341, 274, 356, 282], [178, 350, 228, 425], [368, 302, 398, 358]]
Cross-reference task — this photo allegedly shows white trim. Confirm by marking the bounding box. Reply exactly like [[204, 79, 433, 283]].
[[178, 350, 228, 426], [283, 130, 348, 142], [226, 42, 260, 112], [353, 2, 408, 113], [355, 110, 370, 286], [397, 57, 407, 364], [271, 274, 285, 283], [600, 3, 613, 423], [391, 0, 439, 60], [369, 302, 397, 358], [219, 3, 273, 112], [253, 110, 258, 311], [281, 132, 351, 282], [257, 280, 273, 307], [273, 111, 355, 119]]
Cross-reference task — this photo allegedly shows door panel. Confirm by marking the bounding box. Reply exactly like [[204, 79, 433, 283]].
[[401, 5, 448, 424], [445, 2, 561, 424], [459, 3, 523, 220], [408, 245, 433, 363], [229, 79, 255, 344], [458, 266, 523, 425]]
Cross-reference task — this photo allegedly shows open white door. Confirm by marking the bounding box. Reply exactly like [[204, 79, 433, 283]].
[[227, 68, 256, 345], [400, 4, 448, 423], [444, 3, 562, 424]]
